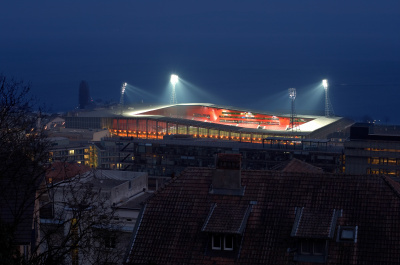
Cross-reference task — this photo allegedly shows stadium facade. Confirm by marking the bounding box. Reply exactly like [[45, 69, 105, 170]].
[[65, 103, 353, 142]]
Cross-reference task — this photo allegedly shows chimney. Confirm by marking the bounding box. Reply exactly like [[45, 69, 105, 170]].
[[211, 154, 244, 195]]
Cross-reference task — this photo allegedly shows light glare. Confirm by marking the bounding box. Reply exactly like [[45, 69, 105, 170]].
[[170, 74, 179, 85], [322, 79, 328, 89]]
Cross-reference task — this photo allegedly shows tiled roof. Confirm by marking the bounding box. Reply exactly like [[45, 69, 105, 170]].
[[46, 161, 91, 183], [202, 203, 251, 235], [282, 158, 323, 173], [126, 168, 400, 265], [291, 208, 340, 239]]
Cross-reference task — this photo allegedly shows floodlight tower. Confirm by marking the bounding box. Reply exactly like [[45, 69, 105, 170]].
[[170, 74, 179, 104], [120, 82, 127, 106], [119, 82, 127, 115], [288, 88, 297, 132], [322, 79, 330, 117]]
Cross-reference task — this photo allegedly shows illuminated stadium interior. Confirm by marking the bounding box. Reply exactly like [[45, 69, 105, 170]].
[[105, 103, 348, 143]]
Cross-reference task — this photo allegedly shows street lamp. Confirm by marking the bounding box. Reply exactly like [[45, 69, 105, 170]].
[[170, 74, 179, 104]]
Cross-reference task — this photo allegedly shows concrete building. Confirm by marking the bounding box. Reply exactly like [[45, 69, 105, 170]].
[[345, 124, 400, 175], [91, 135, 344, 176], [41, 169, 149, 265]]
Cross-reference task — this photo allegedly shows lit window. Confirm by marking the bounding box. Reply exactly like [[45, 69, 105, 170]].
[[69, 150, 75, 155]]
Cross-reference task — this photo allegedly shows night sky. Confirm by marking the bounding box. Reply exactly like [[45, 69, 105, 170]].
[[1, 1, 399, 123]]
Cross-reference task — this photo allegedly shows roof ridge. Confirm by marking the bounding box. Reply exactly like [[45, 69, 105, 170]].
[[381, 175, 400, 199]]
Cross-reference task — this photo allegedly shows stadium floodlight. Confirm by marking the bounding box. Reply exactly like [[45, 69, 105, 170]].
[[170, 74, 179, 86], [120, 82, 127, 105], [288, 88, 297, 132], [322, 79, 331, 117], [322, 79, 328, 90], [289, 87, 296, 100], [170, 74, 179, 104]]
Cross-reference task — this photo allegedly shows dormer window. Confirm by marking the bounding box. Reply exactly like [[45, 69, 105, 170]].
[[202, 202, 254, 256], [300, 240, 327, 255], [291, 207, 342, 263], [212, 235, 221, 250], [211, 234, 234, 251], [224, 235, 234, 251]]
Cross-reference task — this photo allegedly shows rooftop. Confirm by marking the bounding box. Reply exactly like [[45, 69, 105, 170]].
[[126, 168, 400, 264]]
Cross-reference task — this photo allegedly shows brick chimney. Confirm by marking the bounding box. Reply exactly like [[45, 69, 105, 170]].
[[211, 154, 243, 195]]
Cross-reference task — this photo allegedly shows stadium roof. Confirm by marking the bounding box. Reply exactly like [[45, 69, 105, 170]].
[[68, 103, 351, 136]]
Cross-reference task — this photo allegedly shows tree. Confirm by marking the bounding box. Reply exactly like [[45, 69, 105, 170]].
[[0, 75, 124, 264]]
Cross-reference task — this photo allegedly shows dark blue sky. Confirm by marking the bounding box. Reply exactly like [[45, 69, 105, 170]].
[[1, 1, 399, 123]]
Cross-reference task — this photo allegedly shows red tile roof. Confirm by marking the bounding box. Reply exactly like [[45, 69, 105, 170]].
[[46, 161, 91, 183], [291, 208, 340, 239], [282, 158, 323, 173], [126, 168, 400, 265], [202, 203, 251, 234]]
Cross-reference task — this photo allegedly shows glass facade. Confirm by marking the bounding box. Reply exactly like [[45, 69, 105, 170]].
[[110, 117, 305, 144]]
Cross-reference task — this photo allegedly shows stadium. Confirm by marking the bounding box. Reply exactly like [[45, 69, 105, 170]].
[[66, 103, 353, 143]]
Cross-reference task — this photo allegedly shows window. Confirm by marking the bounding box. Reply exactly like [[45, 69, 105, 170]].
[[212, 235, 222, 250], [212, 234, 234, 251], [69, 150, 75, 155], [105, 235, 116, 248], [337, 226, 358, 243], [294, 240, 327, 263], [224, 235, 234, 251], [369, 157, 379, 165], [300, 240, 326, 255]]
